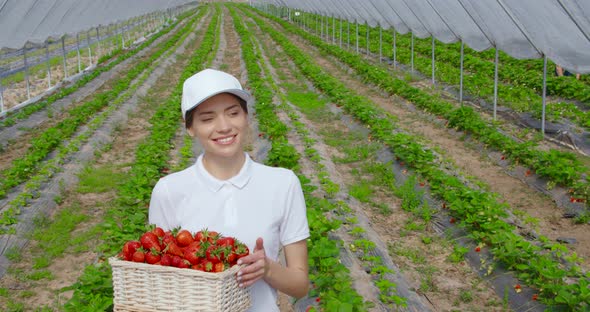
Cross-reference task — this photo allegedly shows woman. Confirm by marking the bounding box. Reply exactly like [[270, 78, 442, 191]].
[[148, 68, 310, 311]]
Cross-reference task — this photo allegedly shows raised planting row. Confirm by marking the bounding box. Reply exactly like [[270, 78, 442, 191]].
[[63, 5, 221, 310], [229, 7, 370, 310], [244, 6, 590, 310], [0, 8, 209, 235], [270, 9, 590, 209], [0, 9, 205, 203], [0, 10, 194, 129]]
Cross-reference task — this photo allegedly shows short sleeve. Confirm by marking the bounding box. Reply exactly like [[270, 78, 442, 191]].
[[279, 171, 310, 246], [148, 179, 173, 230]]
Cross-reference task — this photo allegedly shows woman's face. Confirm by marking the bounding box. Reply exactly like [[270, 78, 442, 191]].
[[187, 93, 248, 160]]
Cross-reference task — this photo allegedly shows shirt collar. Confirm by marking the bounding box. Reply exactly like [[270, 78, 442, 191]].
[[195, 153, 252, 192]]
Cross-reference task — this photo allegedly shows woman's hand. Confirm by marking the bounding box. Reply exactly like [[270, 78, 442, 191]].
[[236, 237, 268, 287]]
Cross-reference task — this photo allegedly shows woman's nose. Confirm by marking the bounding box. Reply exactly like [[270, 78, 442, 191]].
[[215, 115, 232, 132]]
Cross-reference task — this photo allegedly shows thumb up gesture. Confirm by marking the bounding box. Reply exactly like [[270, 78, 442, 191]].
[[236, 237, 268, 288]]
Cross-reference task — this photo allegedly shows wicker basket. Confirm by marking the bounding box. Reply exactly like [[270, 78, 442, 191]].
[[109, 257, 251, 312]]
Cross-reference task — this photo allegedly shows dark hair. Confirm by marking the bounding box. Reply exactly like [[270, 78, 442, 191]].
[[185, 95, 248, 129]]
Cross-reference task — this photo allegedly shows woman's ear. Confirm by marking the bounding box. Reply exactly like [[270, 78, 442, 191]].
[[186, 127, 195, 137]]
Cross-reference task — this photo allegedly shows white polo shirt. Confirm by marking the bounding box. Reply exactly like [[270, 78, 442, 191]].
[[148, 153, 310, 311]]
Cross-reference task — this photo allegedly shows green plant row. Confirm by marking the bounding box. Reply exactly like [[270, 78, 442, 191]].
[[0, 9, 195, 129], [229, 7, 368, 310], [310, 13, 590, 106], [0, 10, 204, 201], [62, 5, 218, 310], [0, 8, 204, 233], [283, 10, 590, 204], [245, 6, 589, 310], [302, 13, 590, 130]]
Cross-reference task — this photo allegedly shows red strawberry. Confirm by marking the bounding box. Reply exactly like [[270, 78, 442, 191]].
[[160, 254, 173, 266], [176, 230, 194, 247], [152, 227, 165, 238], [140, 232, 161, 252], [449, 217, 456, 224], [475, 246, 481, 252], [132, 250, 145, 263], [122, 241, 141, 261], [213, 262, 226, 273], [145, 249, 161, 264], [234, 243, 249, 259], [165, 242, 184, 257], [532, 294, 538, 301]]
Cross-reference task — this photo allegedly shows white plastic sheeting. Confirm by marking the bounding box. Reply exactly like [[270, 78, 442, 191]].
[[0, 0, 195, 50], [252, 0, 590, 73]]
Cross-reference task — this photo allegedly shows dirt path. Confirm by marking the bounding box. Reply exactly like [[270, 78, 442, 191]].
[[0, 10, 212, 310], [258, 15, 590, 268]]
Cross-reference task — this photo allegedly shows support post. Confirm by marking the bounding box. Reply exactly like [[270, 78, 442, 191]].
[[377, 25, 383, 63], [366, 22, 369, 56], [411, 33, 414, 72], [76, 33, 81, 73], [431, 36, 435, 85], [356, 21, 359, 54], [493, 47, 499, 120], [0, 77, 4, 113], [96, 27, 101, 59], [87, 30, 92, 65], [541, 55, 547, 136], [333, 16, 337, 44], [460, 41, 464, 104], [62, 36, 68, 79], [393, 29, 397, 68], [339, 18, 343, 48], [23, 45, 31, 100], [320, 16, 324, 40], [46, 43, 52, 89], [347, 20, 350, 49]]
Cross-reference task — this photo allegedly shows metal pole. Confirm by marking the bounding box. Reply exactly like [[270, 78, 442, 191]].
[[411, 33, 414, 72], [87, 30, 92, 65], [76, 33, 82, 73], [356, 21, 359, 54], [23, 45, 31, 100], [62, 36, 68, 79], [541, 55, 547, 136], [46, 43, 52, 89], [393, 29, 397, 68], [493, 47, 499, 120], [339, 18, 342, 48], [320, 16, 324, 40], [377, 25, 383, 63], [366, 23, 369, 56], [96, 27, 101, 60], [431, 36, 435, 85], [460, 42, 464, 104], [0, 78, 4, 113], [121, 23, 126, 49], [332, 15, 335, 44], [347, 21, 350, 49]]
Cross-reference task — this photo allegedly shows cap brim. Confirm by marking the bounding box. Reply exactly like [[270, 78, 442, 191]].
[[183, 89, 251, 120]]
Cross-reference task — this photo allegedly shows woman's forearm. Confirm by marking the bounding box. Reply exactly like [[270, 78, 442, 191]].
[[264, 258, 309, 299]]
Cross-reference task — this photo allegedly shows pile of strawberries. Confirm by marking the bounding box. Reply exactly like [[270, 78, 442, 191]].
[[118, 227, 249, 272]]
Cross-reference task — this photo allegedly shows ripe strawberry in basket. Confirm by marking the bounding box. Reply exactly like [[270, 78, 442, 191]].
[[121, 241, 141, 261], [176, 229, 194, 247], [140, 232, 161, 253]]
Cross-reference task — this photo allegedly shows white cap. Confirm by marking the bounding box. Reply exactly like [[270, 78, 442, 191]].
[[181, 68, 251, 120]]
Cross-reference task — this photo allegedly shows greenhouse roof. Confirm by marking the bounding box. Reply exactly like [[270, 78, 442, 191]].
[[0, 0, 195, 50], [255, 0, 590, 74]]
